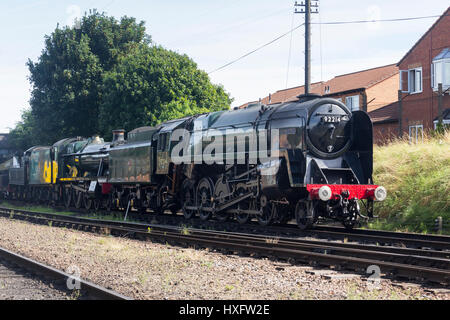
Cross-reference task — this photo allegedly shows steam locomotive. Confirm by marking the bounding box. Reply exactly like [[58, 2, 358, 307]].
[[0, 95, 387, 229]]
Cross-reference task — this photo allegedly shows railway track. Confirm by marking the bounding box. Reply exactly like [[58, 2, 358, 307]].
[[0, 206, 449, 287], [64, 204, 449, 250], [0, 244, 130, 300], [4, 200, 449, 250], [0, 256, 71, 300]]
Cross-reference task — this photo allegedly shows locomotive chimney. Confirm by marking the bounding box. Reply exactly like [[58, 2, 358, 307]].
[[112, 129, 125, 143]]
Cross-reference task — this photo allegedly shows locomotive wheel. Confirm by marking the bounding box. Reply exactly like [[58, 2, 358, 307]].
[[93, 198, 102, 212], [258, 205, 275, 226], [236, 208, 250, 224], [181, 180, 196, 220], [295, 200, 314, 230], [196, 178, 214, 221], [75, 191, 83, 209], [36, 189, 42, 204], [214, 177, 230, 222], [106, 194, 113, 212], [343, 201, 359, 230], [257, 196, 275, 226], [26, 190, 32, 202], [40, 189, 47, 204], [235, 184, 250, 224], [170, 206, 180, 215], [83, 193, 92, 211], [343, 220, 356, 230], [277, 205, 292, 225]]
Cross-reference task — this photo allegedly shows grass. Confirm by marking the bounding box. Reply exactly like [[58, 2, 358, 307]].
[[1, 201, 77, 217], [0, 201, 139, 224], [369, 131, 450, 235]]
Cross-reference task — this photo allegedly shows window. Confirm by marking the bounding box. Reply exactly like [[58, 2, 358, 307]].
[[345, 95, 360, 111], [158, 133, 169, 151], [431, 48, 450, 91], [409, 125, 423, 144], [400, 67, 423, 94], [434, 120, 450, 130]]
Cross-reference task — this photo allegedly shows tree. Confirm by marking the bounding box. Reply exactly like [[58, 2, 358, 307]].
[[8, 109, 38, 151], [14, 10, 231, 148], [26, 10, 149, 144], [99, 45, 231, 137]]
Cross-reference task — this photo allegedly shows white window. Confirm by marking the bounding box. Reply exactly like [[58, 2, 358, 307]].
[[431, 60, 450, 91], [409, 125, 423, 144], [345, 95, 360, 111], [400, 67, 423, 94], [434, 120, 450, 129]]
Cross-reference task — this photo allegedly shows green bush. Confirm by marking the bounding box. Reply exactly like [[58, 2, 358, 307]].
[[369, 131, 450, 234]]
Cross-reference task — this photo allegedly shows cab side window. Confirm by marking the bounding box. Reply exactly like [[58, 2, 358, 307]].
[[158, 133, 170, 152]]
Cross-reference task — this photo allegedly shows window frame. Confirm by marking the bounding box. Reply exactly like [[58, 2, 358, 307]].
[[345, 95, 360, 112], [409, 125, 424, 144], [433, 119, 450, 129], [400, 67, 423, 94], [431, 58, 450, 91]]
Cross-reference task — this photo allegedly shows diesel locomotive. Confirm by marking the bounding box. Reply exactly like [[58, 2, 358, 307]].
[[0, 94, 387, 229]]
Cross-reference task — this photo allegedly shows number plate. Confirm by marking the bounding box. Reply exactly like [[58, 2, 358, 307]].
[[322, 116, 342, 123]]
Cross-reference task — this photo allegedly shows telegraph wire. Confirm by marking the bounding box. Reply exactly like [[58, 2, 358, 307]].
[[208, 13, 447, 75], [285, 11, 296, 88], [312, 14, 447, 25], [208, 23, 305, 75]]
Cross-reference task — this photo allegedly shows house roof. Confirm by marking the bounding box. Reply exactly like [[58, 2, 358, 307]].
[[398, 7, 450, 66], [368, 102, 399, 124], [239, 63, 399, 108], [433, 47, 450, 61], [259, 82, 325, 105], [324, 64, 398, 94], [238, 101, 259, 109]]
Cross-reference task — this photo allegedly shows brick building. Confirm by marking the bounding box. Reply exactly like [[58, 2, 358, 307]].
[[372, 7, 450, 143]]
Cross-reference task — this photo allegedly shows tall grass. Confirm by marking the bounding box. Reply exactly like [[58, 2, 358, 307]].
[[369, 131, 450, 234]]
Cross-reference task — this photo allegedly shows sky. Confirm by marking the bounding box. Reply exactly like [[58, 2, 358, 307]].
[[0, 0, 449, 133]]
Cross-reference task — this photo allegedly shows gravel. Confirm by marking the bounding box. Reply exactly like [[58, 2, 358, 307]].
[[0, 217, 448, 300]]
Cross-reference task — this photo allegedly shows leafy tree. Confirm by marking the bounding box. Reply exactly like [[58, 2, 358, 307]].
[[14, 10, 231, 148], [99, 45, 231, 138], [8, 109, 38, 151], [26, 10, 149, 144]]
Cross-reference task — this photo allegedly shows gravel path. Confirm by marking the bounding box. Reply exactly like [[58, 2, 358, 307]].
[[0, 217, 448, 300]]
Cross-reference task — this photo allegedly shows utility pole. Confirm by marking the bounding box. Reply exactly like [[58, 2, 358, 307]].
[[438, 83, 443, 127], [295, 0, 319, 95], [398, 90, 403, 138]]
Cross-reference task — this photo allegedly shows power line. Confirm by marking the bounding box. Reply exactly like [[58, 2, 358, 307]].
[[285, 12, 296, 88], [208, 13, 447, 75], [319, 9, 323, 82], [208, 22, 305, 75], [312, 14, 447, 25]]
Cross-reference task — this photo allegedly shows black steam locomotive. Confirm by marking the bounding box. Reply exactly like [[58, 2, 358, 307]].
[[0, 95, 386, 229]]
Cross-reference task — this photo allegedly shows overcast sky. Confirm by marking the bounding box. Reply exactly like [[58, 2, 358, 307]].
[[0, 0, 449, 132]]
